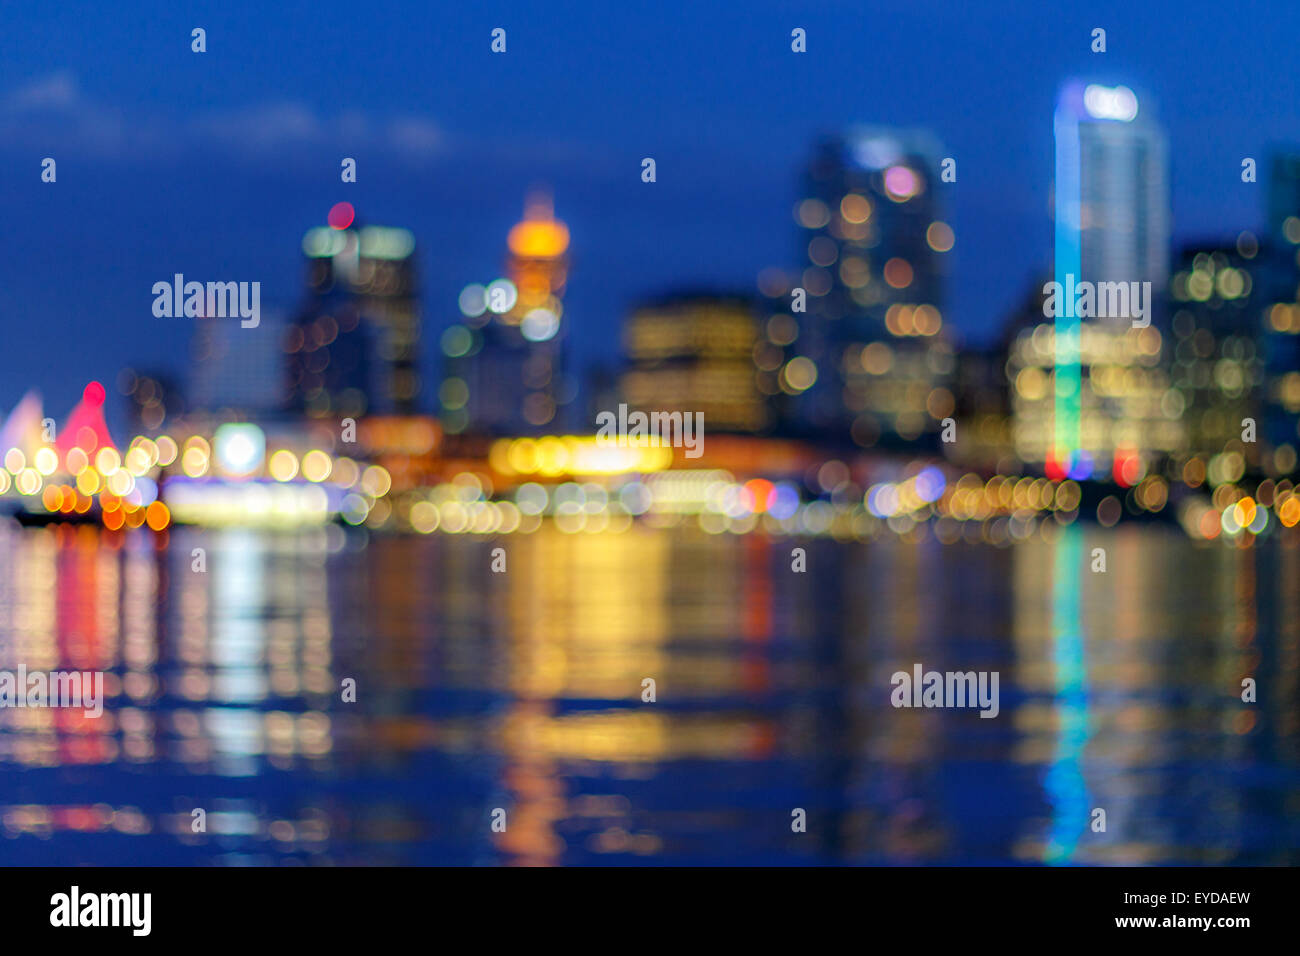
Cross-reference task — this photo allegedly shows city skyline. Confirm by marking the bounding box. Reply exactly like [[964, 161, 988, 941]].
[[1, 1, 1297, 898], [2, 0, 1299, 420]]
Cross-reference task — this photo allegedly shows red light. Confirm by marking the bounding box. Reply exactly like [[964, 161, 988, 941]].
[[1113, 451, 1141, 488], [328, 202, 355, 230], [83, 382, 106, 406]]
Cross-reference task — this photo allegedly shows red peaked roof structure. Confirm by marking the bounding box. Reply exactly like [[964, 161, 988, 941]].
[[55, 382, 116, 459]]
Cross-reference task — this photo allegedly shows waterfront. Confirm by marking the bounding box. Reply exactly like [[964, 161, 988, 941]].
[[0, 520, 1296, 865]]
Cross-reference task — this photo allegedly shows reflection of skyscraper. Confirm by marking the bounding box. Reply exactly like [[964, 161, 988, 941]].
[[790, 128, 955, 448], [443, 191, 571, 435], [620, 293, 770, 433], [290, 223, 420, 419]]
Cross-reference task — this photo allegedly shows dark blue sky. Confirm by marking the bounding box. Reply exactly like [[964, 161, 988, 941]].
[[2, 0, 1297, 422]]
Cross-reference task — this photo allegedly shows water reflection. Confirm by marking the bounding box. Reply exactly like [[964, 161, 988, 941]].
[[0, 518, 1296, 865]]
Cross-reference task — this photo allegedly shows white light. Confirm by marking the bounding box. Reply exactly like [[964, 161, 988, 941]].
[[458, 284, 487, 317], [521, 308, 559, 342], [1084, 84, 1138, 122], [214, 423, 266, 477]]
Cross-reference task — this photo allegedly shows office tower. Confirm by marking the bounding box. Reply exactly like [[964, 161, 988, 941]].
[[1062, 82, 1170, 300], [443, 190, 571, 434], [946, 338, 1015, 472], [1167, 239, 1264, 465], [1039, 82, 1176, 480], [290, 222, 420, 419], [1259, 151, 1300, 471], [790, 127, 955, 448], [619, 292, 770, 433], [1266, 153, 1300, 240]]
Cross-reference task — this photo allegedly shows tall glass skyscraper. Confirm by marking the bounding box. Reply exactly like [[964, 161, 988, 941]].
[[1065, 82, 1170, 299], [1025, 82, 1176, 481]]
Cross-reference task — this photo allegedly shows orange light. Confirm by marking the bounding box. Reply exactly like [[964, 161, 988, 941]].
[[744, 478, 775, 513], [507, 192, 570, 259], [145, 501, 170, 531], [508, 220, 570, 258]]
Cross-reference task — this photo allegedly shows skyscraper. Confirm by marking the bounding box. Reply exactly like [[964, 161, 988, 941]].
[[619, 292, 770, 433], [1064, 82, 1170, 298], [1167, 238, 1262, 464], [789, 127, 955, 448], [1037, 82, 1175, 480], [290, 221, 420, 419], [1259, 150, 1300, 470], [443, 190, 571, 434]]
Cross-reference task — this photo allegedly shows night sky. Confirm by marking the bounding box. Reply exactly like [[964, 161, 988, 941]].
[[2, 0, 1297, 424]]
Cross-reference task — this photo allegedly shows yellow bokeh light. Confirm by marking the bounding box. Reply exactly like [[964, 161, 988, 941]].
[[331, 457, 360, 487], [361, 465, 392, 497], [125, 446, 152, 476], [268, 449, 300, 482], [410, 501, 440, 534], [96, 447, 121, 476], [76, 468, 101, 495], [301, 449, 332, 482], [16, 468, 42, 496], [66, 447, 89, 475], [181, 447, 209, 478], [156, 436, 178, 466], [782, 357, 818, 392], [33, 447, 58, 476], [107, 469, 134, 496]]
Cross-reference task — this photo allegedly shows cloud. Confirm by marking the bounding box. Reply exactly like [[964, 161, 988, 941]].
[[4, 71, 81, 112], [0, 72, 446, 162], [188, 101, 326, 152], [386, 117, 442, 157]]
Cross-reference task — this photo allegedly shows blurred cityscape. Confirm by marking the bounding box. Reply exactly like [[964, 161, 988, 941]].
[[2, 80, 1299, 543], [2, 70, 1299, 867]]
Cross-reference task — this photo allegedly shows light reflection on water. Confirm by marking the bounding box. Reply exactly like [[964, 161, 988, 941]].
[[0, 519, 1296, 865]]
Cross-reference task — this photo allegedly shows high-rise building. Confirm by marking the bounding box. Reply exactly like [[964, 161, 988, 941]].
[[1035, 82, 1175, 480], [1060, 82, 1170, 299], [619, 292, 770, 433], [1259, 150, 1300, 472], [290, 222, 420, 419], [1167, 238, 1265, 467], [789, 127, 956, 448], [443, 190, 571, 434], [1267, 153, 1300, 239]]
